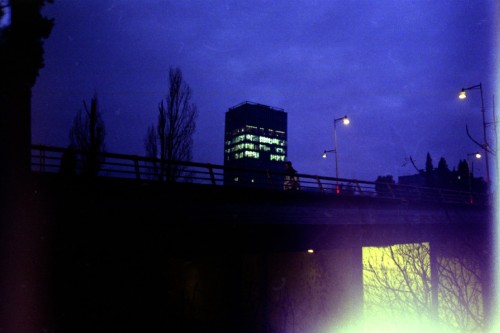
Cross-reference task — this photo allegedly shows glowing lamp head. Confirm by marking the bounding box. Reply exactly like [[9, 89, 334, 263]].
[[458, 89, 467, 99], [342, 116, 350, 125], [475, 152, 481, 159], [322, 151, 327, 158]]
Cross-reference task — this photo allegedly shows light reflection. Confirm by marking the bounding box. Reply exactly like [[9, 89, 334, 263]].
[[362, 242, 484, 332], [332, 315, 457, 333], [163, 231, 490, 332]]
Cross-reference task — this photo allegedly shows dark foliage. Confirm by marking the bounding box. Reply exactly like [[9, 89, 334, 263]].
[[69, 94, 106, 177]]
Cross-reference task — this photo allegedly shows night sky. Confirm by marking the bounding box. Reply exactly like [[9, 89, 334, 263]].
[[31, 1, 498, 185]]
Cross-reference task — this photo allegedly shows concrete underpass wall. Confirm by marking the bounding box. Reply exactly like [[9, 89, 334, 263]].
[[29, 174, 493, 332]]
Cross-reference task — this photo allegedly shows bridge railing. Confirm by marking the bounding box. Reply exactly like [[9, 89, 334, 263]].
[[30, 144, 487, 206]]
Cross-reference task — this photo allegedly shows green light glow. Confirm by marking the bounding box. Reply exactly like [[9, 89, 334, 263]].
[[330, 315, 457, 333], [360, 242, 484, 332]]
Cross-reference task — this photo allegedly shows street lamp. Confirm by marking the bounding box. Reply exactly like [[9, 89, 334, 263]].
[[322, 115, 350, 187], [466, 152, 482, 178], [458, 83, 491, 190], [470, 152, 482, 159], [322, 149, 336, 158], [466, 152, 482, 203]]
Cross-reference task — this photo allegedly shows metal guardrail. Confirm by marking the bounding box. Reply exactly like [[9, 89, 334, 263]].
[[30, 144, 488, 206]]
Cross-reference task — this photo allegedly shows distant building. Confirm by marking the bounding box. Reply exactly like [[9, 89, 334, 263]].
[[398, 167, 487, 193], [398, 173, 426, 187], [223, 101, 287, 187]]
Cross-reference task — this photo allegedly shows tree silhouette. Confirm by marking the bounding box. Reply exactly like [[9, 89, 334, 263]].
[[0, 0, 54, 181], [0, 2, 54, 330], [436, 157, 451, 188], [457, 159, 470, 191], [144, 66, 198, 182], [425, 152, 434, 187], [363, 242, 484, 332], [398, 153, 487, 194], [69, 94, 106, 177], [437, 249, 484, 331], [364, 243, 432, 317]]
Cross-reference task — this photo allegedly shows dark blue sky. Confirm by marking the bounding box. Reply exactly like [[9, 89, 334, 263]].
[[31, 1, 498, 184]]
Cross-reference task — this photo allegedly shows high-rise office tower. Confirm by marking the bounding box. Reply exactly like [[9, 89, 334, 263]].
[[224, 101, 287, 187]]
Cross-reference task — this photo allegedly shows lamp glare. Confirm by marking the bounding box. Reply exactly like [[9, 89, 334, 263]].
[[343, 117, 350, 125], [458, 89, 467, 99]]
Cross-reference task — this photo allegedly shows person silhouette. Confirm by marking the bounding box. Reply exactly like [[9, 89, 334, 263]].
[[283, 161, 300, 190]]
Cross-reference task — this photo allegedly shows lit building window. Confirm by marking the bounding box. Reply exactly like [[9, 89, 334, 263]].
[[259, 144, 270, 151], [244, 151, 259, 159], [223, 101, 288, 186], [246, 134, 259, 142], [270, 154, 285, 162]]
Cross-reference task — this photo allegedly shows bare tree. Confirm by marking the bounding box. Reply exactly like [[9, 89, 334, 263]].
[[144, 125, 159, 180], [69, 94, 106, 177], [363, 242, 484, 332], [144, 67, 198, 182]]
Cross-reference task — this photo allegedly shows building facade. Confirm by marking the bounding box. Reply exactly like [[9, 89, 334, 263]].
[[223, 101, 287, 187]]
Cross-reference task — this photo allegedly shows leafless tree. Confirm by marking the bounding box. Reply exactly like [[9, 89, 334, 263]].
[[437, 246, 484, 332], [144, 67, 197, 182], [69, 94, 106, 177], [363, 243, 432, 317], [144, 125, 159, 179], [363, 242, 484, 332]]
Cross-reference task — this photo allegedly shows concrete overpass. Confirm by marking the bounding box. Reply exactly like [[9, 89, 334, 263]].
[[9, 146, 493, 333]]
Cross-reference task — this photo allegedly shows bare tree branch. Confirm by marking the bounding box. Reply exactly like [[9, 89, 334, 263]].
[[144, 66, 198, 182], [69, 94, 106, 177]]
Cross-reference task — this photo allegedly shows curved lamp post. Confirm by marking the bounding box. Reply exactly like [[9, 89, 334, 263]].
[[466, 152, 482, 203], [459, 83, 490, 190], [466, 152, 482, 180], [322, 115, 350, 192]]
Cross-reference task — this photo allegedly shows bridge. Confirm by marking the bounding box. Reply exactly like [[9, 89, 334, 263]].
[[21, 145, 495, 332], [31, 144, 490, 234]]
